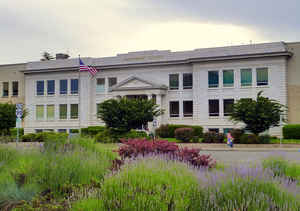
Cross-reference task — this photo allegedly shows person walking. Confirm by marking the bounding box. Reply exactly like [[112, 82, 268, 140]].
[[227, 131, 234, 148]]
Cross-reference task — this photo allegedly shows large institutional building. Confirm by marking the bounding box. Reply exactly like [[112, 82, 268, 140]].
[[1, 42, 300, 136]]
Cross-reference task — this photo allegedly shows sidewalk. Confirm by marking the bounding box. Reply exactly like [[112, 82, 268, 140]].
[[178, 143, 300, 152]]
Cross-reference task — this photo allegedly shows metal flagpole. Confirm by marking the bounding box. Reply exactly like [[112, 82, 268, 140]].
[[78, 55, 81, 134]]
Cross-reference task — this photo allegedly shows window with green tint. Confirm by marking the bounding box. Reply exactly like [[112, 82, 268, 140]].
[[223, 70, 234, 87], [208, 71, 219, 88], [47, 105, 55, 120], [169, 74, 179, 90], [96, 78, 105, 93], [241, 69, 252, 87], [183, 73, 193, 89], [71, 104, 79, 119], [223, 99, 234, 116], [59, 104, 67, 119], [257, 68, 268, 86], [36, 105, 44, 120]]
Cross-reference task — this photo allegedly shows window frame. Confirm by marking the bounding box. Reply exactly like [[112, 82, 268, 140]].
[[71, 79, 79, 95], [47, 80, 55, 95], [209, 128, 219, 133], [108, 77, 117, 87], [223, 69, 234, 88], [70, 104, 79, 119], [169, 74, 179, 90], [2, 82, 9, 97], [183, 73, 193, 89], [36, 81, 44, 96], [169, 101, 180, 117], [12, 81, 18, 96], [36, 105, 44, 120], [60, 79, 68, 95], [240, 68, 252, 87], [208, 71, 219, 88], [223, 99, 234, 116], [96, 78, 105, 93], [209, 99, 219, 117], [183, 100, 193, 117], [256, 67, 269, 86], [59, 104, 68, 120], [47, 104, 55, 120]]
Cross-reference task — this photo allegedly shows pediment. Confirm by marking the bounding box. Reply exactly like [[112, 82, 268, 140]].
[[109, 76, 167, 91]]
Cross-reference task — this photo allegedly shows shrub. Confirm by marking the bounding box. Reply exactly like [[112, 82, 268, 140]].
[[95, 130, 114, 143], [81, 126, 106, 137], [177, 147, 216, 168], [21, 133, 36, 142], [21, 132, 68, 143], [0, 136, 14, 143], [231, 128, 244, 143], [123, 130, 148, 139], [240, 134, 259, 144], [9, 128, 24, 138], [203, 132, 225, 143], [258, 135, 271, 144], [283, 124, 300, 139], [174, 128, 194, 143], [70, 129, 79, 133], [155, 124, 203, 138]]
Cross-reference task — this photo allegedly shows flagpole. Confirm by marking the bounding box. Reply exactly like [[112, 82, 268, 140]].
[[78, 54, 81, 134]]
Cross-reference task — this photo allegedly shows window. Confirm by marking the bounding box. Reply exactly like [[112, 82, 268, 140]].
[[209, 128, 219, 133], [257, 68, 268, 86], [169, 101, 179, 117], [209, 99, 219, 116], [183, 101, 193, 117], [183, 73, 193, 89], [35, 129, 43, 133], [108, 77, 117, 87], [2, 82, 9, 97], [58, 129, 67, 133], [169, 74, 179, 90], [12, 81, 18, 96], [60, 80, 68, 94], [71, 79, 79, 94], [241, 69, 252, 87], [47, 105, 55, 120], [223, 128, 233, 135], [36, 81, 44, 96], [36, 105, 44, 120], [70, 104, 79, 119], [208, 71, 219, 88], [44, 129, 54, 132], [223, 70, 234, 87], [223, 99, 234, 116], [47, 80, 55, 95], [96, 103, 101, 119], [59, 104, 67, 119], [96, 78, 105, 93]]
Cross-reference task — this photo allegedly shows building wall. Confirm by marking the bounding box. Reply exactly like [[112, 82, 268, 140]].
[[286, 42, 300, 124], [0, 63, 25, 104], [24, 56, 288, 136]]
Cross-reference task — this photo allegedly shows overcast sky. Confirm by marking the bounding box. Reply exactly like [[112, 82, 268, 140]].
[[1, 0, 299, 64]]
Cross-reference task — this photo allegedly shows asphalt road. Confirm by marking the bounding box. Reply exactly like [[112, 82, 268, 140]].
[[202, 150, 300, 164]]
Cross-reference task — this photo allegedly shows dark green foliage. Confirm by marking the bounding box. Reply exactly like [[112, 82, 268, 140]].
[[95, 129, 149, 143], [230, 91, 285, 135], [202, 132, 225, 143], [283, 124, 300, 139], [97, 97, 163, 133], [155, 124, 203, 138], [21, 132, 68, 142], [231, 128, 244, 143], [9, 128, 24, 138], [258, 135, 271, 144], [174, 128, 194, 143], [70, 129, 79, 133], [240, 134, 259, 144], [81, 126, 106, 137], [0, 103, 24, 135], [21, 133, 37, 142]]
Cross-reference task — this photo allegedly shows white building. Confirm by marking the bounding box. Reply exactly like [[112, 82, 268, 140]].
[[23, 42, 291, 136]]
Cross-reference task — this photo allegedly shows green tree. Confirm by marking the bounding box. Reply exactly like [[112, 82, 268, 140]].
[[0, 103, 27, 135], [230, 91, 286, 135], [97, 97, 163, 132]]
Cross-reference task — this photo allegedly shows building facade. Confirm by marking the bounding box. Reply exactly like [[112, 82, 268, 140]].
[[22, 42, 292, 136]]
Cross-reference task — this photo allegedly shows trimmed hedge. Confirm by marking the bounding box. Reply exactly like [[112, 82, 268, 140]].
[[95, 129, 149, 143], [283, 124, 300, 139], [155, 124, 203, 138], [81, 126, 106, 136], [174, 128, 194, 143], [21, 132, 68, 142], [203, 132, 225, 143], [9, 128, 24, 138]]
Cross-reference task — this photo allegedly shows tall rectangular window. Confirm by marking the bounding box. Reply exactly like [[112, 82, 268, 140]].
[[108, 77, 117, 87], [241, 69, 252, 87], [36, 105, 44, 120], [60, 80, 68, 94], [169, 74, 179, 90], [257, 67, 268, 86], [223, 99, 234, 116], [223, 70, 234, 87], [36, 81, 44, 96], [97, 103, 101, 119], [209, 99, 219, 116], [96, 78, 105, 93], [183, 73, 193, 89], [47, 105, 55, 120], [59, 104, 67, 119], [58, 129, 67, 133], [47, 80, 55, 95], [12, 81, 18, 96], [70, 104, 79, 119], [169, 101, 179, 117], [2, 82, 9, 97], [183, 101, 193, 117], [71, 79, 79, 94], [209, 128, 219, 133], [208, 71, 219, 88]]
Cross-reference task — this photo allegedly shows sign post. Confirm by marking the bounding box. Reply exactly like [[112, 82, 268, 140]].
[[16, 104, 23, 145]]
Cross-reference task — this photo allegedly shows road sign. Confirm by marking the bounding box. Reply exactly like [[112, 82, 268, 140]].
[[16, 104, 23, 118]]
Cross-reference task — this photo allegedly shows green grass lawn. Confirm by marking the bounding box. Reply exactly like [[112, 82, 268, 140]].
[[270, 139, 300, 144]]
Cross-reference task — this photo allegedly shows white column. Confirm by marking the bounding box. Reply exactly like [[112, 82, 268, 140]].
[[156, 94, 162, 127], [79, 73, 90, 128]]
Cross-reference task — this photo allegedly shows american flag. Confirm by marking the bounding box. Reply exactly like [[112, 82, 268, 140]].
[[79, 58, 98, 76]]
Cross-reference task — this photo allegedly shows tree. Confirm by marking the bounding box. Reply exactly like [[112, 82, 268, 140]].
[[97, 97, 163, 132], [0, 103, 27, 135], [40, 51, 54, 61], [229, 91, 286, 135]]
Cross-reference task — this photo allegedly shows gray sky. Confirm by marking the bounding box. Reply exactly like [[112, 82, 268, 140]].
[[1, 0, 299, 64]]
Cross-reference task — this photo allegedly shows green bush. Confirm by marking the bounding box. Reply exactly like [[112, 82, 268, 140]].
[[95, 130, 114, 143], [258, 135, 271, 144], [21, 132, 68, 143], [123, 130, 148, 139], [70, 129, 79, 133], [21, 133, 37, 142], [9, 128, 24, 138], [174, 128, 194, 143], [0, 136, 14, 143], [283, 124, 300, 139], [155, 124, 203, 138], [95, 129, 148, 143], [81, 126, 106, 137], [240, 134, 259, 144], [203, 132, 225, 143], [231, 128, 244, 143]]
